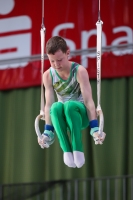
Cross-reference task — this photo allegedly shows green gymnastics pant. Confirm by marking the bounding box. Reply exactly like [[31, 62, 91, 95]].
[[50, 101, 89, 152]]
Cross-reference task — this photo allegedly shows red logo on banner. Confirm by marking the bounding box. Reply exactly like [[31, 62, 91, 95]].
[[0, 0, 133, 90]]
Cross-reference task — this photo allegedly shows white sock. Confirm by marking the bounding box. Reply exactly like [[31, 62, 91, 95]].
[[63, 152, 76, 168], [73, 151, 85, 168]]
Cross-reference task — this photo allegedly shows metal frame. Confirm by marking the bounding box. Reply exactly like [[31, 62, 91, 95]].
[[1, 175, 133, 200], [0, 43, 133, 66]]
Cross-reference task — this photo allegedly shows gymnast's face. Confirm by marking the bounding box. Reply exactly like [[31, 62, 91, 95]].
[[47, 49, 70, 72]]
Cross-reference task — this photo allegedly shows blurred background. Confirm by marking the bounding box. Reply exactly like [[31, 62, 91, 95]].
[[0, 0, 133, 199]]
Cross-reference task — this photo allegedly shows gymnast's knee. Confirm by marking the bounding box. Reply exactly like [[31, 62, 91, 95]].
[[64, 101, 77, 114], [50, 102, 63, 114]]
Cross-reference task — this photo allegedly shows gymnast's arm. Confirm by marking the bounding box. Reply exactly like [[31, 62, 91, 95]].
[[77, 65, 97, 121], [43, 69, 55, 125]]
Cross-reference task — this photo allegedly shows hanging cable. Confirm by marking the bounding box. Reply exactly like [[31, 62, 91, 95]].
[[96, 0, 105, 137], [98, 0, 101, 21], [35, 0, 46, 139]]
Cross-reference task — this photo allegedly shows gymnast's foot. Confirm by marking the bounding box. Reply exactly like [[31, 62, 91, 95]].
[[63, 152, 76, 168], [73, 151, 85, 168]]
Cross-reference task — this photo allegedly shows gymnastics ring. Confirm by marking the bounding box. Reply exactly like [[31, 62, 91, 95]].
[[34, 113, 45, 140]]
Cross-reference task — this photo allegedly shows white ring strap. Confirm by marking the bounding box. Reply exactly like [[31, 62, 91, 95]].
[[35, 0, 45, 139], [40, 26, 46, 119], [96, 20, 104, 136]]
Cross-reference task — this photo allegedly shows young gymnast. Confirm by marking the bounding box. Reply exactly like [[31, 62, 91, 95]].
[[38, 36, 106, 168]]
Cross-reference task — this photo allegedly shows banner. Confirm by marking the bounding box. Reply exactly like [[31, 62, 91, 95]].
[[0, 0, 133, 90]]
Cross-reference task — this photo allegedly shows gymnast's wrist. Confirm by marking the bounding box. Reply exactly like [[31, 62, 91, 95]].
[[89, 119, 99, 128], [89, 119, 99, 136], [44, 124, 54, 132]]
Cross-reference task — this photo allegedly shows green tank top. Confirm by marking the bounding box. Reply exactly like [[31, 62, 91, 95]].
[[50, 62, 84, 103]]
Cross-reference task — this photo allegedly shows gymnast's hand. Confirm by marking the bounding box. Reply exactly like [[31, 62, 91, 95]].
[[90, 119, 106, 145], [38, 126, 55, 149], [92, 131, 106, 145], [38, 134, 50, 148]]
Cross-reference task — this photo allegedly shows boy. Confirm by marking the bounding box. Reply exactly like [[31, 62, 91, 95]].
[[38, 36, 106, 168]]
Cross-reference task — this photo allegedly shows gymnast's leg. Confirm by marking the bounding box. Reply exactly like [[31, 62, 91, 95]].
[[64, 101, 89, 168], [50, 102, 76, 168]]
